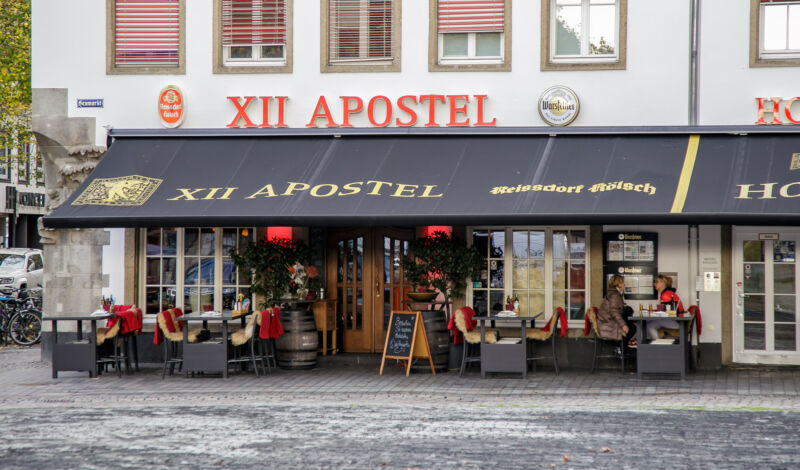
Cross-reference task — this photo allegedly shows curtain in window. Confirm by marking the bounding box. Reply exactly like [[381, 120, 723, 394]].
[[115, 0, 180, 67], [329, 0, 392, 61], [438, 0, 505, 33], [222, 0, 287, 48]]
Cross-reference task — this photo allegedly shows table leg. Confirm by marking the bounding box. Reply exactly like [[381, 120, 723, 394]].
[[222, 320, 229, 379], [51, 320, 58, 379], [183, 324, 189, 378], [522, 321, 527, 379], [90, 320, 98, 378], [680, 322, 686, 380], [480, 320, 486, 379]]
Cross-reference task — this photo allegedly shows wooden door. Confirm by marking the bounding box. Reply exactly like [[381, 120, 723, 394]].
[[327, 228, 414, 353]]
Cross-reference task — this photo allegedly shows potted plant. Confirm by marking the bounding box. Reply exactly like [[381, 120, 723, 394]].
[[230, 237, 313, 306], [401, 231, 484, 371], [401, 231, 484, 304]]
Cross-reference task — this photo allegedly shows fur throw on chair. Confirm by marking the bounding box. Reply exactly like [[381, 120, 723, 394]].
[[156, 309, 207, 343], [231, 311, 258, 346], [525, 313, 558, 341], [96, 320, 121, 346], [454, 308, 498, 344]]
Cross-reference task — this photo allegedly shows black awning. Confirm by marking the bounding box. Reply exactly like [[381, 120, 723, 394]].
[[42, 132, 800, 229]]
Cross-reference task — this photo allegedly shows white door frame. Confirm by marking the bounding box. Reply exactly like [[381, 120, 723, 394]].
[[733, 227, 800, 365]]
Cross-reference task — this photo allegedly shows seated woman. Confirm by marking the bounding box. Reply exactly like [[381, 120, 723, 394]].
[[646, 274, 684, 341], [597, 275, 636, 350]]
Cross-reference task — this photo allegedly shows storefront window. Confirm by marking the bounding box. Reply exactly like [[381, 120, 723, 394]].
[[145, 228, 177, 315], [470, 227, 590, 323], [141, 227, 253, 314]]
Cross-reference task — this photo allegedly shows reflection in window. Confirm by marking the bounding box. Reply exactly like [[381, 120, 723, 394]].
[[553, 0, 618, 60]]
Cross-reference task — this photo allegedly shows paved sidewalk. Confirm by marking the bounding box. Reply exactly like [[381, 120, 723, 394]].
[[2, 346, 800, 411]]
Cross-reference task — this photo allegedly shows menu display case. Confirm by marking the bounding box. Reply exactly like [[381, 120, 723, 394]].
[[603, 232, 658, 300]]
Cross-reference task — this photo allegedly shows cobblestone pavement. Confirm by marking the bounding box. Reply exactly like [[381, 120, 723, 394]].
[[1, 346, 799, 469]]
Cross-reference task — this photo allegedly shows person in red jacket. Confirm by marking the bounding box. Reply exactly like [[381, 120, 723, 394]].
[[646, 274, 684, 340]]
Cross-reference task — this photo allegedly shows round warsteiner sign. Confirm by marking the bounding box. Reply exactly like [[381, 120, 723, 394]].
[[158, 85, 184, 128], [538, 86, 580, 127]]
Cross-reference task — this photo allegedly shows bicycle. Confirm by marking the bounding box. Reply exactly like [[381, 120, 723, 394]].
[[0, 288, 43, 346]]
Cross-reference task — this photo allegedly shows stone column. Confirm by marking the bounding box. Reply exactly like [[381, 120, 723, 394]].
[[33, 88, 108, 360]]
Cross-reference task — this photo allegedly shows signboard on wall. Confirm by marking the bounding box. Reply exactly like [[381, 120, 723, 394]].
[[602, 232, 659, 300]]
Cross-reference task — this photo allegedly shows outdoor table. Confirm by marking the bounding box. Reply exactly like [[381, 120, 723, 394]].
[[629, 313, 695, 379], [47, 313, 112, 378], [474, 313, 544, 379], [180, 311, 250, 379]]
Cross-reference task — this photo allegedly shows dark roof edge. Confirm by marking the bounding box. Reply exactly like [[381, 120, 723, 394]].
[[107, 125, 800, 139]]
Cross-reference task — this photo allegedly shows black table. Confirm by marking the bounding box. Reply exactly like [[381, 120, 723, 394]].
[[180, 311, 250, 379], [474, 313, 543, 379], [629, 314, 694, 379], [47, 313, 112, 378]]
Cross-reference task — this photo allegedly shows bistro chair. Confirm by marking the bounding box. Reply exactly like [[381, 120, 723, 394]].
[[525, 307, 567, 376], [453, 307, 498, 377], [156, 308, 208, 379], [255, 309, 278, 371], [95, 317, 125, 377], [228, 311, 267, 376], [585, 306, 627, 374]]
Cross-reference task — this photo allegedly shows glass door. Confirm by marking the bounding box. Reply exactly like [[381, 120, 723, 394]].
[[734, 229, 800, 364], [327, 228, 413, 353]]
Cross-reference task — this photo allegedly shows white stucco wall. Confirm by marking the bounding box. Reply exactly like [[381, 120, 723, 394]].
[[31, 0, 698, 146], [101, 228, 125, 302], [699, 0, 799, 125]]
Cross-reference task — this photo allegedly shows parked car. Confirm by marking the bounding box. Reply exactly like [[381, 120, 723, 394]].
[[0, 248, 44, 296]]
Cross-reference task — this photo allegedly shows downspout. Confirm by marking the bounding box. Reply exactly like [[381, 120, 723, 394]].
[[689, 0, 700, 125]]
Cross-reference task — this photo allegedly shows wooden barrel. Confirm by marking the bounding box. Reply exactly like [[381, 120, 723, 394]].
[[276, 309, 319, 370], [411, 310, 450, 373]]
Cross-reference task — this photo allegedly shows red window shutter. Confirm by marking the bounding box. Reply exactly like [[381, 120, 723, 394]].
[[438, 0, 505, 33], [115, 0, 180, 67], [222, 0, 287, 47], [329, 0, 393, 62]]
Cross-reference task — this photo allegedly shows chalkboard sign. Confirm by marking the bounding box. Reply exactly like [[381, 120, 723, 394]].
[[385, 312, 416, 358], [379, 311, 435, 376]]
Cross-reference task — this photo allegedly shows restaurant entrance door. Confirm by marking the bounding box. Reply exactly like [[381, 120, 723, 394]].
[[326, 228, 413, 353], [733, 228, 800, 365]]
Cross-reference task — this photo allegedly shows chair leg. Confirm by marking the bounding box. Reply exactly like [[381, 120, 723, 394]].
[[620, 340, 625, 374], [161, 340, 169, 380], [551, 336, 559, 376], [249, 339, 259, 377], [591, 337, 598, 373], [459, 341, 468, 377]]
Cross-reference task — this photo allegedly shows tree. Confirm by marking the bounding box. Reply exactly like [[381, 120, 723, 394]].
[[0, 0, 32, 156]]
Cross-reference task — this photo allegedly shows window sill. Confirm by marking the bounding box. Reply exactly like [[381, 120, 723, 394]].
[[214, 63, 292, 74], [322, 61, 400, 73], [107, 65, 186, 75], [750, 56, 800, 68], [541, 59, 625, 71], [430, 61, 510, 72]]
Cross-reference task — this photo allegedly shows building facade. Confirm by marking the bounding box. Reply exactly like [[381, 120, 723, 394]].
[[32, 0, 800, 367]]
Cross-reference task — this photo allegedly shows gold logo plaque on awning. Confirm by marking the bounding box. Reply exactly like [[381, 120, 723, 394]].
[[72, 175, 162, 206]]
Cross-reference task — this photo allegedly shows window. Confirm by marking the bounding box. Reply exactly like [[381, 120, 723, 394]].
[[145, 228, 177, 315], [431, 0, 510, 71], [541, 0, 626, 71], [470, 227, 590, 323], [16, 144, 31, 183], [322, 0, 400, 72], [751, 0, 800, 67], [141, 227, 254, 315], [0, 146, 8, 182], [107, 0, 185, 74], [214, 0, 293, 73]]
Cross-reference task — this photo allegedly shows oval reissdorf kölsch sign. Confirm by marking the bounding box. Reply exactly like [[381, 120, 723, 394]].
[[158, 85, 184, 128]]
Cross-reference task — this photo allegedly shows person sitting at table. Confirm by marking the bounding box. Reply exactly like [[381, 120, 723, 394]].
[[646, 274, 685, 341], [597, 275, 636, 350]]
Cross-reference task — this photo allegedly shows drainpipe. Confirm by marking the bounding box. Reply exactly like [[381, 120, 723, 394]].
[[689, 0, 700, 125], [688, 225, 700, 308]]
